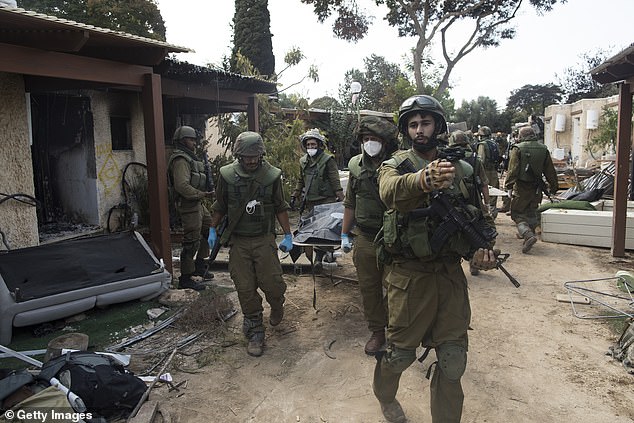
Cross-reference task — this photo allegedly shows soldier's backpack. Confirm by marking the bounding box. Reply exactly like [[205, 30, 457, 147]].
[[37, 351, 147, 419], [479, 139, 500, 169]]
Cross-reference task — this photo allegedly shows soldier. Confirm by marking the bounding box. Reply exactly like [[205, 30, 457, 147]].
[[373, 95, 497, 423], [208, 131, 292, 357], [505, 126, 558, 253], [340, 116, 399, 355], [291, 128, 344, 271], [475, 126, 500, 214], [167, 125, 215, 291]]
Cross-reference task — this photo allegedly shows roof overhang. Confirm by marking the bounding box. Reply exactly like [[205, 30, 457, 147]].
[[590, 43, 634, 85]]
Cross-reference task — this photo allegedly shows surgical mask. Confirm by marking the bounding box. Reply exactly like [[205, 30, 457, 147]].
[[307, 148, 318, 157], [363, 140, 383, 157]]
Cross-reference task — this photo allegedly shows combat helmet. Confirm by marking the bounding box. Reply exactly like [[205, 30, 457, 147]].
[[397, 95, 448, 138], [448, 130, 470, 147], [355, 116, 399, 155], [477, 126, 492, 137], [172, 125, 198, 142], [233, 131, 266, 156], [518, 126, 537, 141], [299, 128, 326, 149]]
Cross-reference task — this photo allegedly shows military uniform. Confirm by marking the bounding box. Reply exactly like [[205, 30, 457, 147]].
[[168, 140, 212, 290], [212, 157, 289, 342], [293, 150, 342, 210], [505, 128, 558, 252], [373, 146, 494, 423], [476, 136, 500, 210]]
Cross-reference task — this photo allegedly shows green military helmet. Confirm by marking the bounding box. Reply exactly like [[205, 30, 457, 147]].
[[299, 128, 326, 149], [397, 95, 448, 138], [518, 126, 537, 141], [448, 130, 470, 147], [233, 131, 266, 156], [172, 125, 198, 142], [355, 115, 399, 155], [477, 126, 492, 137]]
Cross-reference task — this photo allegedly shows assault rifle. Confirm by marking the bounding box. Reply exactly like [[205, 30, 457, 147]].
[[299, 172, 316, 215], [209, 214, 227, 263], [409, 191, 519, 287], [525, 163, 556, 203], [398, 157, 520, 288]]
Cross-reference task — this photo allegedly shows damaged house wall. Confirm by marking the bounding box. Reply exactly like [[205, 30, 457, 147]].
[[544, 95, 620, 167], [0, 72, 39, 249]]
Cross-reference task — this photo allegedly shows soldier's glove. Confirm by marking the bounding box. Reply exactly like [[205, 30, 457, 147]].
[[470, 248, 497, 271], [341, 233, 352, 253], [208, 227, 217, 250], [420, 159, 455, 193], [289, 196, 297, 211], [278, 233, 293, 252]]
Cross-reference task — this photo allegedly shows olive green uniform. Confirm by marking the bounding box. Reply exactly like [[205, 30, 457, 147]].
[[168, 147, 212, 277], [212, 159, 289, 338], [344, 154, 387, 333], [476, 138, 500, 209], [374, 149, 494, 423], [505, 136, 558, 235], [293, 151, 342, 211]]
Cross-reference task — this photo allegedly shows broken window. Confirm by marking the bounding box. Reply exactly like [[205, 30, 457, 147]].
[[110, 115, 132, 150]]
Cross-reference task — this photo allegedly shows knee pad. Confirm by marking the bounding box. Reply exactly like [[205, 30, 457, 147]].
[[436, 344, 467, 381], [383, 345, 417, 374]]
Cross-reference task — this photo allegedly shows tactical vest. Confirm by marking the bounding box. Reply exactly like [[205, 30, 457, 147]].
[[167, 148, 207, 197], [514, 140, 550, 182], [381, 150, 482, 262], [348, 154, 385, 234], [476, 138, 500, 170], [299, 152, 336, 201], [219, 160, 281, 237]]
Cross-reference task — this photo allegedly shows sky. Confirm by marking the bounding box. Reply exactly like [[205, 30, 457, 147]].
[[155, 0, 634, 108]]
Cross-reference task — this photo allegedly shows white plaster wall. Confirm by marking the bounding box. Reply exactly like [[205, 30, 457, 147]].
[[0, 72, 39, 249], [90, 91, 146, 228], [544, 95, 619, 167]]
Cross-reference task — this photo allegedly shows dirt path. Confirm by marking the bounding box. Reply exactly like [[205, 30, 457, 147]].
[[150, 212, 634, 423]]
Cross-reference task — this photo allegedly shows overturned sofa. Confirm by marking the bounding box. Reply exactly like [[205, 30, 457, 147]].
[[0, 231, 171, 344]]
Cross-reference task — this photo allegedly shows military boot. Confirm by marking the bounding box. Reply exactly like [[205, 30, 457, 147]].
[[379, 400, 406, 423], [247, 332, 265, 357], [522, 231, 537, 253], [178, 274, 205, 291], [193, 260, 214, 281], [269, 305, 284, 326], [365, 330, 386, 356]]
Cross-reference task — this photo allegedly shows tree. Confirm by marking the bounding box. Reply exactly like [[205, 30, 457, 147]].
[[310, 96, 341, 109], [301, 0, 564, 96], [506, 83, 563, 116], [337, 54, 417, 113], [586, 106, 618, 159], [453, 96, 502, 132], [556, 49, 619, 103], [231, 0, 275, 77], [18, 0, 166, 40]]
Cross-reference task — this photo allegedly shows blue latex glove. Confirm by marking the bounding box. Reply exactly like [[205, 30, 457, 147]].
[[208, 227, 217, 250], [341, 233, 352, 253], [278, 233, 293, 252]]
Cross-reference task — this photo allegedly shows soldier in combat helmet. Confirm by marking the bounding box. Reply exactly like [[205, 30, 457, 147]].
[[505, 126, 558, 253], [372, 95, 497, 423], [208, 131, 293, 357], [167, 125, 215, 291], [340, 116, 399, 356]]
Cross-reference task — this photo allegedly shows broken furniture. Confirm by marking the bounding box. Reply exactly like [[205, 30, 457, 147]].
[[541, 200, 634, 249], [0, 231, 171, 344]]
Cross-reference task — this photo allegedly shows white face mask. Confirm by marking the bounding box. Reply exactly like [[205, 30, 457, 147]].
[[307, 148, 318, 157], [363, 140, 383, 157]]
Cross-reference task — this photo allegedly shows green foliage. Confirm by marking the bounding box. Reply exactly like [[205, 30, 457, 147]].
[[337, 54, 416, 113], [586, 106, 618, 158], [556, 49, 620, 103], [506, 84, 563, 115], [231, 0, 276, 76], [17, 0, 166, 41], [301, 0, 565, 96], [452, 96, 502, 132]]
